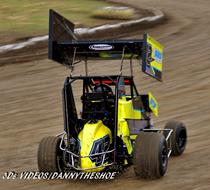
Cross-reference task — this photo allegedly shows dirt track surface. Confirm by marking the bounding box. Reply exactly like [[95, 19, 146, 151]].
[[0, 0, 210, 189]]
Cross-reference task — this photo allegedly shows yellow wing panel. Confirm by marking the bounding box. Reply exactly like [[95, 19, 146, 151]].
[[143, 34, 164, 81], [148, 92, 158, 117]]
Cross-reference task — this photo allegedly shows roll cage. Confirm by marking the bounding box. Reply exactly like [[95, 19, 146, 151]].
[[63, 75, 139, 136]]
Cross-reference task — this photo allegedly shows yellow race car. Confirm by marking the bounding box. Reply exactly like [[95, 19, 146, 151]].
[[37, 10, 187, 179]]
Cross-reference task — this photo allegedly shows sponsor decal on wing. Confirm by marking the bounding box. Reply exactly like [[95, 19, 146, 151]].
[[89, 44, 113, 51]]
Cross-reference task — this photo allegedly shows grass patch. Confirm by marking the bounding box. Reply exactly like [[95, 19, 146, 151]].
[[0, 0, 117, 38]]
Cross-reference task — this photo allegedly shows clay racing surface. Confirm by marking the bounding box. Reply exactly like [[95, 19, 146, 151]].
[[0, 0, 210, 189]]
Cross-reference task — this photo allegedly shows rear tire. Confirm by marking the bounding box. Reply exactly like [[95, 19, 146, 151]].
[[164, 120, 187, 156], [37, 136, 64, 172], [133, 132, 168, 179]]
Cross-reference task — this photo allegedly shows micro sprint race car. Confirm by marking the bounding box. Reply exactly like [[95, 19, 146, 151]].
[[37, 10, 187, 179]]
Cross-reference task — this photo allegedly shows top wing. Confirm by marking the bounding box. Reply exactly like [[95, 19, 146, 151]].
[[48, 9, 163, 81]]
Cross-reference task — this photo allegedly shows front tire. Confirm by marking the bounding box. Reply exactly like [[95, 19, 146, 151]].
[[133, 132, 168, 179], [37, 136, 64, 172], [164, 120, 187, 156]]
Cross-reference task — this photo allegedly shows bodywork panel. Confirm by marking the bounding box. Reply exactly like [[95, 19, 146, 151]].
[[78, 120, 112, 171]]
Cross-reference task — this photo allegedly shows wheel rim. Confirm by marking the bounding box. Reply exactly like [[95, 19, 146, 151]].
[[56, 142, 65, 172], [162, 143, 168, 168], [178, 129, 187, 151], [57, 155, 63, 172]]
